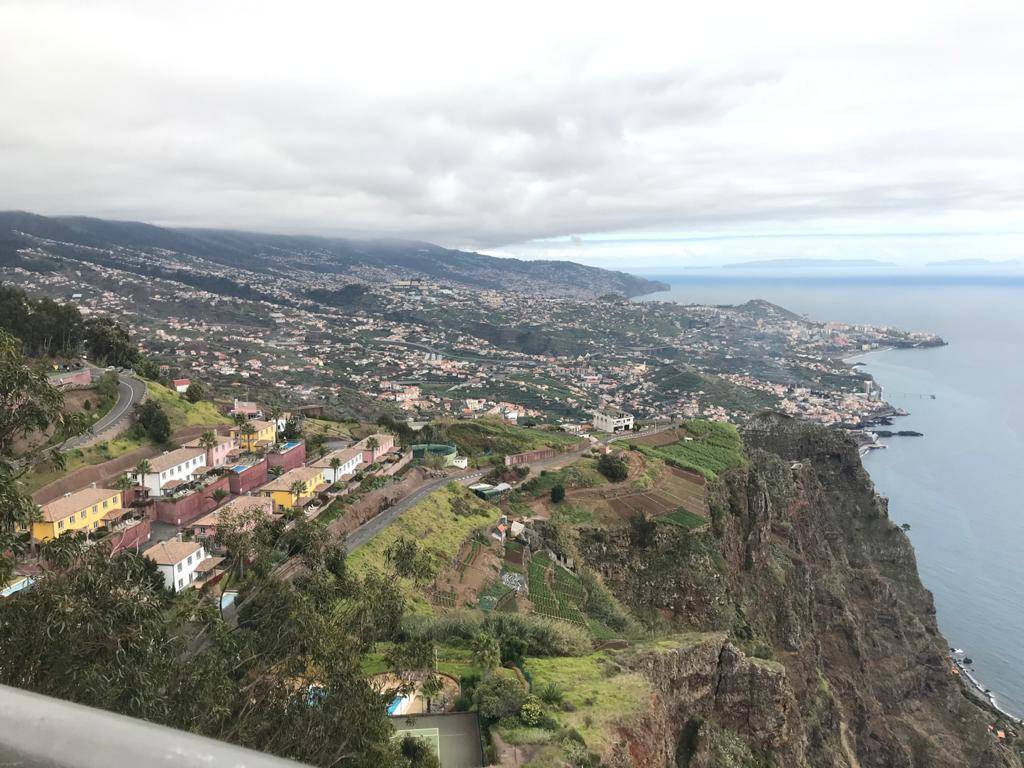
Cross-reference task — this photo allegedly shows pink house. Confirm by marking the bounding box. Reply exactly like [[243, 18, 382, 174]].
[[184, 434, 237, 469], [353, 433, 395, 463]]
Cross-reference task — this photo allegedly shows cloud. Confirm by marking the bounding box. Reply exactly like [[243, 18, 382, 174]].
[[1, 0, 1023, 260]]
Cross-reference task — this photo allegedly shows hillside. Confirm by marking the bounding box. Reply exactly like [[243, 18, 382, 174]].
[[0, 211, 667, 298]]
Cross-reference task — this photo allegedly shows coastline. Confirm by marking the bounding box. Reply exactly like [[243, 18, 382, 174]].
[[858, 345, 1024, 723]]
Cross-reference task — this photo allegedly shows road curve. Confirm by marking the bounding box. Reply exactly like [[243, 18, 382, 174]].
[[60, 366, 148, 452]]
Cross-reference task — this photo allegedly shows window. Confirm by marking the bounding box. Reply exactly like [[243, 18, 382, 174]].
[[187, 555, 192, 565], [92, 505, 98, 514], [177, 578, 183, 588], [103, 499, 109, 508], [176, 563, 182, 572], [58, 521, 64, 529], [69, 515, 75, 524]]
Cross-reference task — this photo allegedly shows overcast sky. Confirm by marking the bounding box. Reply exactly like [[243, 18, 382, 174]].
[[2, 0, 1023, 267]]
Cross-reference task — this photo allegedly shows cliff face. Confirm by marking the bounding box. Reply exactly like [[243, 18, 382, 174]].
[[581, 414, 1019, 768]]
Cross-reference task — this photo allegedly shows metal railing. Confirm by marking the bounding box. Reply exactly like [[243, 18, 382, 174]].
[[0, 684, 307, 767]]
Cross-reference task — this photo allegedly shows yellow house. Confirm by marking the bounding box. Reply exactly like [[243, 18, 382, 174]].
[[232, 419, 277, 451], [259, 467, 327, 511], [32, 486, 122, 542]]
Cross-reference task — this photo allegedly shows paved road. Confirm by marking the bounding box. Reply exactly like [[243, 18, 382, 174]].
[[344, 421, 678, 551], [347, 469, 486, 550], [60, 366, 147, 452]]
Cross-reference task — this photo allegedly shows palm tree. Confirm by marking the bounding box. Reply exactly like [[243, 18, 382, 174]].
[[289, 480, 307, 509], [268, 464, 284, 478], [211, 488, 228, 506], [366, 436, 379, 459], [199, 430, 217, 463], [239, 421, 256, 451], [134, 459, 151, 484], [114, 473, 134, 492], [329, 457, 341, 482]]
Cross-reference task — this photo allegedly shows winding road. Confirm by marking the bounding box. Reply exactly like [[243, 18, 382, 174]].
[[60, 365, 148, 452]]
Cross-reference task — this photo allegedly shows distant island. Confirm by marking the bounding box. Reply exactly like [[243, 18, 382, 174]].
[[722, 258, 897, 269], [926, 258, 1023, 267]]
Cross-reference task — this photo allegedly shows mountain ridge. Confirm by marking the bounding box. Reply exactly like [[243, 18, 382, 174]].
[[0, 211, 668, 298]]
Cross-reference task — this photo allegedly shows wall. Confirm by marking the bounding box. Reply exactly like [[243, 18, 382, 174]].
[[228, 459, 268, 495], [504, 447, 556, 467], [266, 442, 306, 473], [153, 475, 230, 526], [104, 518, 152, 554]]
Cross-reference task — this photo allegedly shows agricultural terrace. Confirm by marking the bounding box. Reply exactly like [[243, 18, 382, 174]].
[[630, 419, 746, 481], [437, 417, 580, 458], [519, 451, 709, 529], [346, 483, 499, 612]]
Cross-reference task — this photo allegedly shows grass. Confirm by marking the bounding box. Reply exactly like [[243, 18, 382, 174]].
[[303, 417, 356, 440], [632, 419, 746, 481], [655, 507, 707, 531], [21, 434, 147, 493], [440, 418, 580, 458], [144, 380, 229, 430], [347, 484, 498, 611], [525, 653, 651, 753]]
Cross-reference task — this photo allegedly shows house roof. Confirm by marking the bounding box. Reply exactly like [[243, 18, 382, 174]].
[[143, 539, 202, 565], [39, 487, 119, 522], [183, 434, 235, 449], [260, 466, 325, 492], [146, 447, 206, 474], [311, 447, 363, 468], [194, 556, 225, 574], [172, 378, 190, 387], [194, 495, 275, 527]]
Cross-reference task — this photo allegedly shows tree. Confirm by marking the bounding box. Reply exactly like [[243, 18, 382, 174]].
[[398, 734, 441, 768], [0, 331, 68, 581], [211, 488, 228, 505], [596, 453, 629, 482], [281, 416, 302, 441], [289, 480, 307, 507], [134, 459, 151, 479], [239, 420, 256, 449], [114, 473, 134, 492], [366, 435, 379, 455], [83, 316, 137, 368], [215, 502, 268, 580], [134, 401, 171, 444], [199, 430, 217, 449], [329, 456, 342, 481], [473, 674, 526, 723], [471, 632, 501, 674], [384, 536, 435, 586], [268, 464, 285, 478], [184, 381, 204, 403], [550, 483, 566, 503]]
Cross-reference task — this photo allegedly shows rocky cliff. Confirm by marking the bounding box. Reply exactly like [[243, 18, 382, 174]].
[[580, 413, 1020, 768]]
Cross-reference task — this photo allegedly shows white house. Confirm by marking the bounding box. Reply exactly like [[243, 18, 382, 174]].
[[592, 407, 634, 433], [172, 378, 191, 394], [133, 447, 207, 496], [144, 539, 208, 592], [311, 447, 364, 484]]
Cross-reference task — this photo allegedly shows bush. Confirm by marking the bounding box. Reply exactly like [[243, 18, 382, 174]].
[[403, 611, 591, 657], [536, 682, 564, 706], [519, 694, 544, 727], [550, 484, 565, 503], [596, 454, 628, 482], [474, 675, 526, 723]]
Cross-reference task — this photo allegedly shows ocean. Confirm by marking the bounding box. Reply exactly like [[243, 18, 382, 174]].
[[637, 269, 1024, 717]]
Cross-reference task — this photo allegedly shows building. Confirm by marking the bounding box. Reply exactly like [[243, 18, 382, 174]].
[[591, 407, 634, 433], [31, 486, 122, 541], [311, 447, 363, 484], [192, 495, 276, 545], [230, 399, 264, 419], [258, 466, 327, 511], [232, 419, 277, 451], [183, 433, 237, 469], [172, 378, 191, 394], [143, 539, 209, 593], [352, 433, 396, 463], [133, 447, 207, 497]]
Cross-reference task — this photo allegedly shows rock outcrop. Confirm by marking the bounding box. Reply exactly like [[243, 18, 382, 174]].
[[581, 413, 1020, 768]]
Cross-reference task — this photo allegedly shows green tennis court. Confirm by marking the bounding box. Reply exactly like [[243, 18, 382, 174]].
[[391, 712, 483, 767], [394, 727, 441, 759]]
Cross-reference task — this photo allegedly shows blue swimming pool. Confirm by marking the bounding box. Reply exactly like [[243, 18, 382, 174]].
[[280, 441, 301, 451]]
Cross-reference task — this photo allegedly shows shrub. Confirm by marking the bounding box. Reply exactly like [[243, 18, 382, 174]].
[[474, 674, 526, 723], [596, 454, 628, 482], [537, 681, 564, 706], [550, 484, 565, 503], [519, 694, 544, 727]]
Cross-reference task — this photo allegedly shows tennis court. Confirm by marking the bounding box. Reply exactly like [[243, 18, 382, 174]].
[[391, 712, 482, 767]]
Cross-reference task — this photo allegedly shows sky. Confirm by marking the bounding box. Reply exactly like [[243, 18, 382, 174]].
[[2, 0, 1023, 269]]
